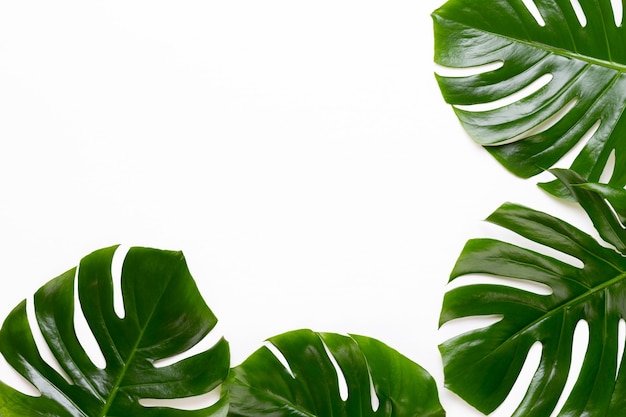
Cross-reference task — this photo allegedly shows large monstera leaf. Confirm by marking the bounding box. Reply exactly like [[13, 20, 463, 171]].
[[0, 246, 230, 416], [439, 169, 626, 416], [226, 329, 445, 417], [433, 0, 626, 197]]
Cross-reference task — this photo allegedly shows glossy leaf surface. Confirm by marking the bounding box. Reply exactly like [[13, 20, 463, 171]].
[[440, 169, 626, 416], [227, 329, 445, 417], [0, 246, 229, 417], [433, 0, 626, 197], [576, 181, 626, 224]]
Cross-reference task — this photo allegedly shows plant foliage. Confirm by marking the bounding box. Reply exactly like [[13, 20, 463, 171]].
[[433, 0, 626, 197], [440, 169, 626, 416], [0, 247, 445, 416], [0, 246, 230, 417], [227, 329, 445, 417]]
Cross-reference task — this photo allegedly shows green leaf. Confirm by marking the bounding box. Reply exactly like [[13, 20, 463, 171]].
[[226, 329, 445, 417], [432, 0, 626, 197], [0, 246, 230, 417], [439, 169, 626, 416], [575, 181, 626, 224]]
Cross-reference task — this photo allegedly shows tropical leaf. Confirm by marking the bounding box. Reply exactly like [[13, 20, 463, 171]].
[[226, 329, 445, 417], [576, 180, 626, 223], [0, 245, 230, 417], [439, 168, 626, 416], [432, 0, 626, 197]]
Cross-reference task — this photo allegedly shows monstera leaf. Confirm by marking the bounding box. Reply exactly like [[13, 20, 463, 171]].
[[0, 246, 230, 416], [439, 169, 626, 416], [433, 0, 626, 197], [576, 180, 626, 224], [226, 329, 445, 417]]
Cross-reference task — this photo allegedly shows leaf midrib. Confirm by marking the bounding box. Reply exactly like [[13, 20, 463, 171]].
[[435, 14, 626, 73], [97, 258, 182, 417]]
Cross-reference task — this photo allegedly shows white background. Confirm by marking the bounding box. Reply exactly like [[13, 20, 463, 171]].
[[0, 1, 598, 416]]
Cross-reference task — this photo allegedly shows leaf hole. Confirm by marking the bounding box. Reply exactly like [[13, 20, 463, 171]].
[[611, 0, 623, 26], [74, 266, 106, 369], [521, 0, 546, 26], [447, 274, 553, 296], [482, 222, 585, 269], [153, 321, 226, 368], [617, 318, 626, 379], [434, 61, 504, 78], [263, 341, 295, 378], [600, 148, 616, 184], [139, 385, 222, 410], [27, 296, 73, 385], [0, 351, 41, 397], [550, 319, 589, 417], [546, 118, 600, 172], [111, 245, 129, 319], [454, 73, 553, 113], [438, 315, 503, 343], [605, 198, 626, 230], [321, 339, 349, 401], [368, 366, 380, 412], [493, 341, 542, 415], [569, 0, 587, 26]]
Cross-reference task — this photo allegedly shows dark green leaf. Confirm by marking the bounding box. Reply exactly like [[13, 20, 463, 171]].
[[227, 329, 445, 417], [440, 169, 626, 416], [433, 0, 626, 197], [575, 181, 626, 224], [0, 246, 230, 417]]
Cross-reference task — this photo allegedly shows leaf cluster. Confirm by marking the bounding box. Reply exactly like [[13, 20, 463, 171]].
[[6, 1, 626, 416], [0, 246, 445, 417], [433, 0, 626, 416]]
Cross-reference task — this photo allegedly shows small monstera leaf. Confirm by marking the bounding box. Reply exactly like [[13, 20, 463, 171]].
[[0, 246, 230, 417], [440, 169, 626, 416], [226, 329, 445, 417], [433, 0, 626, 197]]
